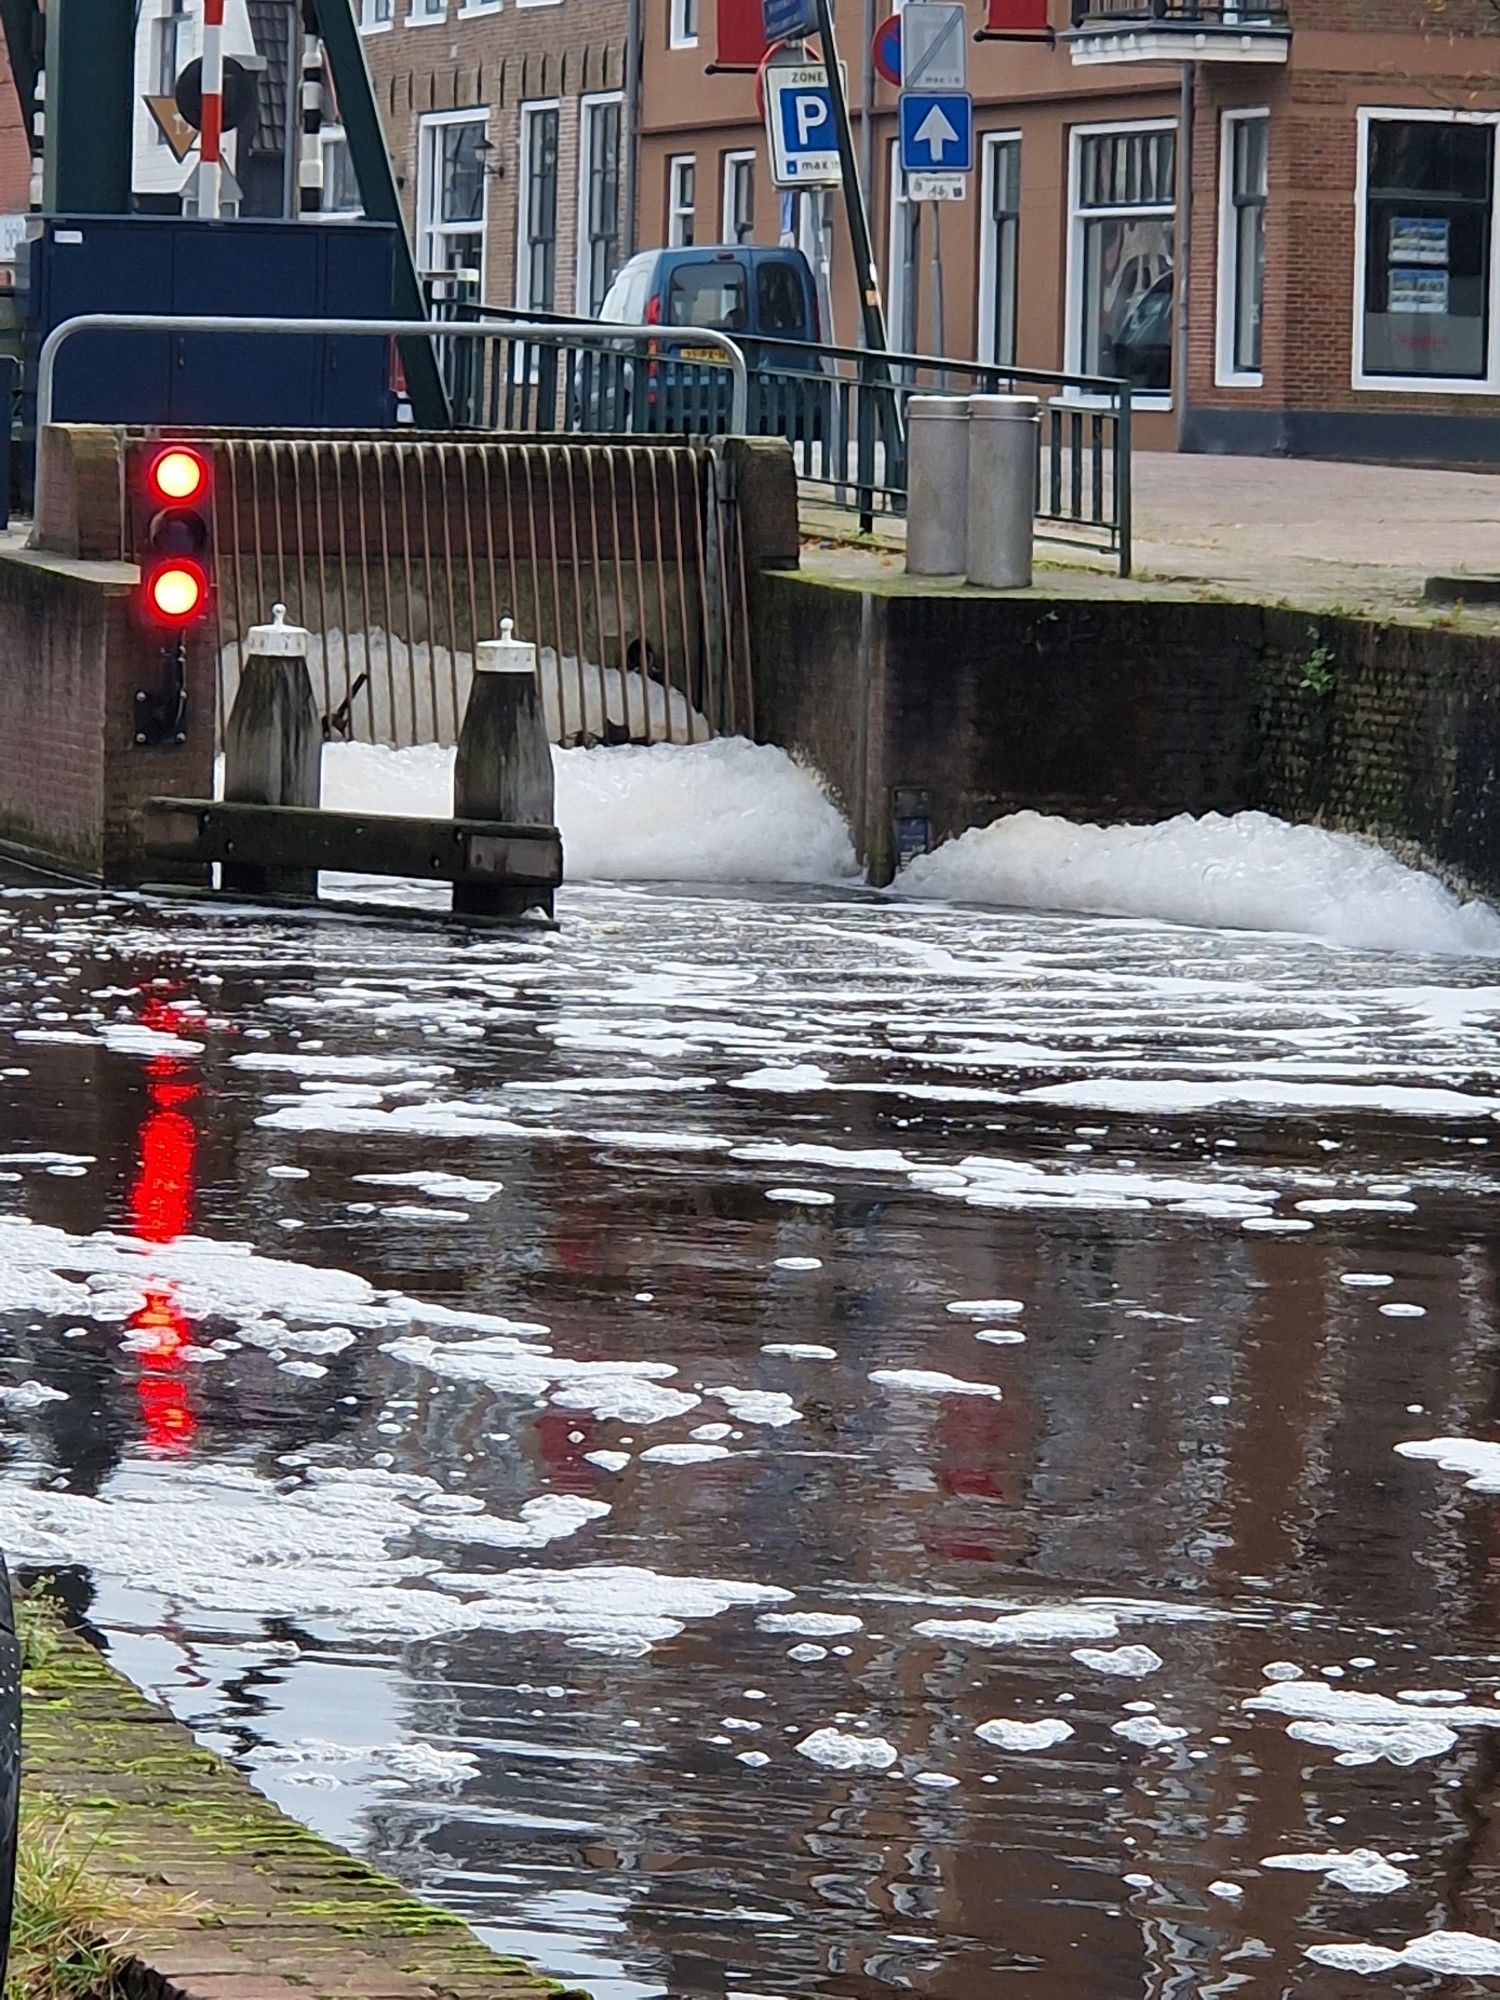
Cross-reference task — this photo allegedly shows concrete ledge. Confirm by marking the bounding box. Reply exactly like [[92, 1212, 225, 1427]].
[[24, 1613, 589, 2000]]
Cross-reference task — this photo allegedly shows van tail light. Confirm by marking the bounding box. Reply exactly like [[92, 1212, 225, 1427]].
[[645, 293, 662, 325]]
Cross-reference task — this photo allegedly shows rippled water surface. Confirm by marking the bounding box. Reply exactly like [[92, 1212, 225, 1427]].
[[4, 879, 1500, 1996]]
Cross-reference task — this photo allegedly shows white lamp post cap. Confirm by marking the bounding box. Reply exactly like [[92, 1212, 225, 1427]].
[[476, 616, 539, 676]]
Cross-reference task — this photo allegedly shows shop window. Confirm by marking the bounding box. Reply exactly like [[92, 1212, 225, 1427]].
[[1360, 115, 1492, 384]]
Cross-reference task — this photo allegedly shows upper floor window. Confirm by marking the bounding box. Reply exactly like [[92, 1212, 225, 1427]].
[[668, 154, 696, 246], [418, 112, 488, 283], [580, 95, 623, 315], [360, 0, 394, 27], [670, 0, 701, 47]]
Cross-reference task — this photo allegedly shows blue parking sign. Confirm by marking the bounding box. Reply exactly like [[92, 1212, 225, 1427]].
[[762, 0, 818, 38], [765, 64, 843, 187], [898, 90, 973, 175]]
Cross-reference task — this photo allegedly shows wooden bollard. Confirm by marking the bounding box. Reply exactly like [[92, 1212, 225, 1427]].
[[454, 618, 556, 920], [222, 604, 321, 899]]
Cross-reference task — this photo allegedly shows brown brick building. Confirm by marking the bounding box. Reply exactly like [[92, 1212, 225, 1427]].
[[359, 0, 630, 320], [637, 0, 1500, 460]]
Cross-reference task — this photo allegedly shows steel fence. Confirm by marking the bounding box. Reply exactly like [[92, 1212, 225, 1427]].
[[168, 433, 753, 752]]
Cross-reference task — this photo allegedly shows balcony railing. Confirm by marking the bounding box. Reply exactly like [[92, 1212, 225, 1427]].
[[1069, 0, 1288, 22]]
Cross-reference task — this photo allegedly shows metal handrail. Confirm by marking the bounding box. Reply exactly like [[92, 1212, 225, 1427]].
[[32, 311, 750, 534]]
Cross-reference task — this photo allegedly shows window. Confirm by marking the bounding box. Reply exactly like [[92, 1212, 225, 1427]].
[[361, 0, 394, 24], [722, 151, 756, 245], [670, 0, 701, 46], [518, 102, 560, 311], [152, 0, 188, 99], [1216, 110, 1267, 385], [418, 112, 488, 282], [1358, 113, 1493, 387], [757, 260, 804, 333], [407, 0, 445, 19], [669, 261, 748, 329], [978, 133, 1020, 367], [579, 94, 623, 315], [1069, 122, 1176, 397], [668, 154, 696, 247], [322, 128, 362, 217]]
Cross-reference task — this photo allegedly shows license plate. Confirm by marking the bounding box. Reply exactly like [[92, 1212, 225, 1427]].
[[678, 346, 720, 363]]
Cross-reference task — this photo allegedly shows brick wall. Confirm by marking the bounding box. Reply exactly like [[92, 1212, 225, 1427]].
[[361, 0, 628, 314], [755, 574, 1500, 895]]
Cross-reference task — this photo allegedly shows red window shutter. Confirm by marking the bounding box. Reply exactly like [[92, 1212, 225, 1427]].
[[716, 0, 771, 67], [983, 0, 1051, 30]]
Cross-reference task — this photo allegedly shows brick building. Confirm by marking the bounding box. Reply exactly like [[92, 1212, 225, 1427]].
[[638, 0, 1500, 460], [360, 0, 630, 319]]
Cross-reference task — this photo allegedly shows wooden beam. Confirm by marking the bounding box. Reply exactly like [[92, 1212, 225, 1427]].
[[143, 798, 562, 889]]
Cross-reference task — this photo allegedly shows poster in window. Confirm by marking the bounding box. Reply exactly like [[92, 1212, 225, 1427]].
[[1388, 217, 1450, 267], [1388, 266, 1450, 315]]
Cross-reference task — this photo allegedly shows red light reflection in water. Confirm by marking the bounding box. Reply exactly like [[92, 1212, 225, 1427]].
[[126, 992, 202, 1453]]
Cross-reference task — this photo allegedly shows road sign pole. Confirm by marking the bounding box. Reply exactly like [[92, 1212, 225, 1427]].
[[810, 0, 889, 360], [197, 0, 225, 218]]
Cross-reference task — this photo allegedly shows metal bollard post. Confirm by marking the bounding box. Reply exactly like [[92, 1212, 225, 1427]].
[[966, 394, 1040, 591], [454, 618, 556, 921], [905, 395, 971, 579], [222, 604, 321, 899]]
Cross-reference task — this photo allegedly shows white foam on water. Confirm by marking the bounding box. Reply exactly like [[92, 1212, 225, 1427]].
[[1206, 1882, 1243, 1903], [353, 1171, 503, 1203], [1071, 1644, 1163, 1679], [0, 1380, 67, 1408], [772, 1257, 823, 1273], [384, 1333, 699, 1426], [1396, 1436, 1500, 1493], [893, 807, 1500, 958], [756, 1612, 864, 1638], [870, 1369, 1002, 1400], [321, 739, 855, 885], [795, 1728, 898, 1773], [1308, 1934, 1500, 1978], [417, 1494, 610, 1550], [760, 1343, 837, 1360], [916, 1607, 1121, 1648], [639, 1442, 731, 1465], [945, 1300, 1025, 1319], [1112, 1716, 1189, 1748], [1263, 1849, 1411, 1894], [1244, 1679, 1500, 1766], [584, 1450, 631, 1475], [975, 1717, 1074, 1752], [707, 1386, 801, 1428]]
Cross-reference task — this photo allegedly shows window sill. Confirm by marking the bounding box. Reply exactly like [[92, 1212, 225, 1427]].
[[1050, 389, 1171, 411], [1353, 372, 1497, 396], [403, 12, 449, 24], [456, 2, 501, 13], [359, 17, 394, 29], [1214, 371, 1264, 389], [668, 36, 701, 48]]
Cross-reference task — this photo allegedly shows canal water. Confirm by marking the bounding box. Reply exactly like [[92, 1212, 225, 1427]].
[[4, 745, 1500, 1995]]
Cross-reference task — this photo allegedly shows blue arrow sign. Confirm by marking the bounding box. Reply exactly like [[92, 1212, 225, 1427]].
[[898, 89, 974, 174]]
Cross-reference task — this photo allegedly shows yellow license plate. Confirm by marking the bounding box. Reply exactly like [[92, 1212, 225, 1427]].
[[679, 346, 720, 362]]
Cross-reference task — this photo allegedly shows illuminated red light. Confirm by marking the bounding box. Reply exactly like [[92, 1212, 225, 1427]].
[[147, 445, 210, 506], [145, 559, 208, 626]]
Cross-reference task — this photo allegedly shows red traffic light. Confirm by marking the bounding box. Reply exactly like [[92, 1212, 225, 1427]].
[[146, 446, 210, 507], [143, 559, 209, 628]]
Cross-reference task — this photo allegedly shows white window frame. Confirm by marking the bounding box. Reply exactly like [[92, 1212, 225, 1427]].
[[417, 107, 490, 290], [1216, 107, 1267, 388], [457, 0, 501, 17], [669, 0, 700, 47], [1352, 104, 1500, 396], [577, 90, 624, 315], [320, 125, 362, 217], [516, 98, 562, 313], [976, 129, 1021, 368], [405, 0, 446, 23], [722, 149, 756, 245], [667, 153, 696, 247], [1063, 115, 1177, 409], [360, 0, 394, 29]]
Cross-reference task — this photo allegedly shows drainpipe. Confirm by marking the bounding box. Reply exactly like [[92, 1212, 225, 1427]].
[[1175, 60, 1193, 444], [622, 0, 643, 263], [860, 0, 875, 210]]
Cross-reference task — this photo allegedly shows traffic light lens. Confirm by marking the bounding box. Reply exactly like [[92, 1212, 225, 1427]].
[[148, 447, 209, 505], [146, 561, 207, 625]]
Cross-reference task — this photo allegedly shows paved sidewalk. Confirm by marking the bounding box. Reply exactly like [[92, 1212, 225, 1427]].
[[802, 453, 1500, 622]]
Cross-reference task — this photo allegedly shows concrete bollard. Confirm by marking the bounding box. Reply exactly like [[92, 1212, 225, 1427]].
[[222, 603, 320, 898], [905, 395, 971, 578], [454, 617, 556, 920], [966, 394, 1039, 591]]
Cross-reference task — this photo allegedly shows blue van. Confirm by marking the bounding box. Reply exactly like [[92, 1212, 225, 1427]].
[[578, 244, 826, 432]]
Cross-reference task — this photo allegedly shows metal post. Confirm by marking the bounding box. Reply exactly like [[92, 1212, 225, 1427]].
[[810, 0, 890, 359], [622, 0, 643, 262], [311, 0, 452, 428], [1174, 61, 1193, 439], [42, 0, 133, 214], [859, 0, 875, 214], [927, 200, 945, 359], [1116, 383, 1133, 578], [198, 0, 226, 219]]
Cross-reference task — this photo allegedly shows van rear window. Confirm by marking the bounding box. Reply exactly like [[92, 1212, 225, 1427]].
[[667, 263, 750, 331], [756, 261, 806, 334]]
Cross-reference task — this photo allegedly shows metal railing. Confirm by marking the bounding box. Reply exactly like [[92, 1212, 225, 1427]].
[[1069, 0, 1289, 24], [432, 301, 1132, 575], [186, 433, 754, 753]]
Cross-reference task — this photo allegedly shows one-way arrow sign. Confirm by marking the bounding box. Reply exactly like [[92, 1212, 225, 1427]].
[[898, 90, 973, 175]]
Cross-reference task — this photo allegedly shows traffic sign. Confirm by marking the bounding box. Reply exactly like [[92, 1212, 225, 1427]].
[[900, 2, 967, 89], [908, 171, 965, 201], [762, 0, 818, 41], [898, 90, 973, 174], [766, 63, 845, 187], [871, 13, 901, 87]]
